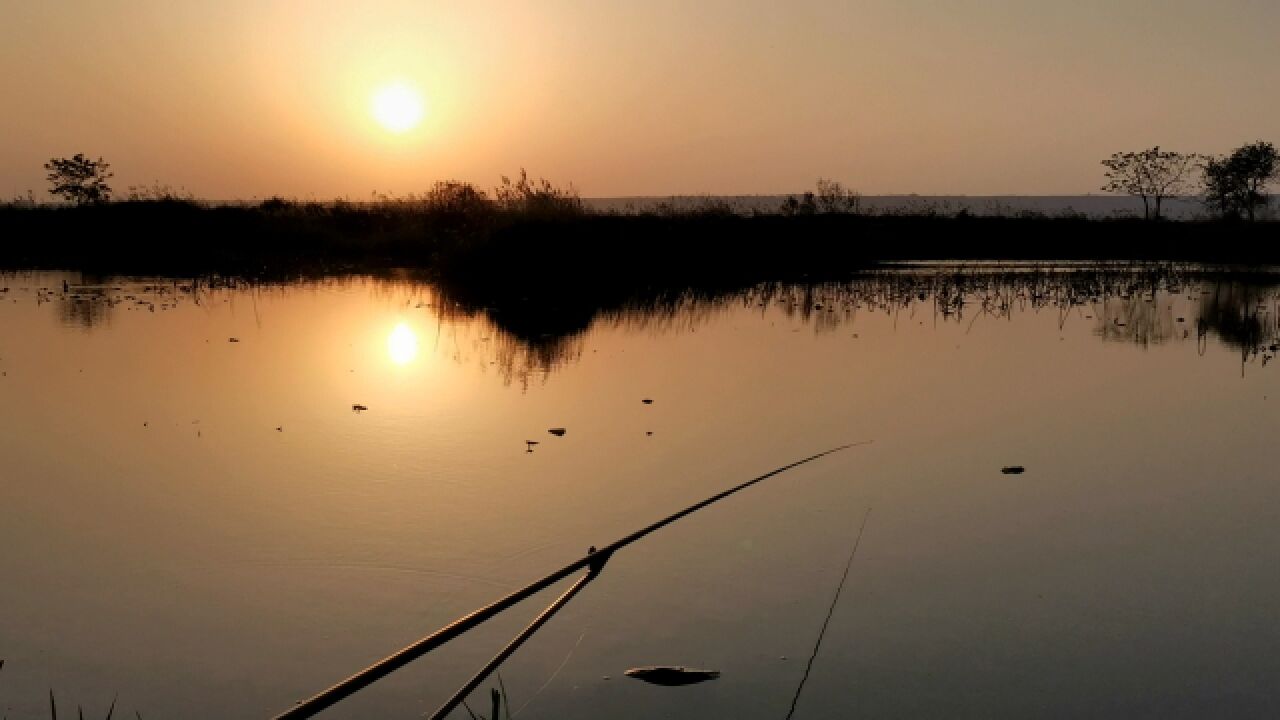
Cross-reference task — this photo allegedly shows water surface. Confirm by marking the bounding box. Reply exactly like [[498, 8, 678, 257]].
[[1, 265, 1278, 718]]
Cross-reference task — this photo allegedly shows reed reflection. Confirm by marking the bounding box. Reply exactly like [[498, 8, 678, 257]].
[[17, 265, 1280, 382], [57, 290, 112, 329]]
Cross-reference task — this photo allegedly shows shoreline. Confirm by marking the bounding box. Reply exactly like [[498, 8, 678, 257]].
[[3, 201, 1278, 284]]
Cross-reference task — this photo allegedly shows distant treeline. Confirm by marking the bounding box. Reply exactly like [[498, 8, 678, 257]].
[[2, 176, 1278, 290]]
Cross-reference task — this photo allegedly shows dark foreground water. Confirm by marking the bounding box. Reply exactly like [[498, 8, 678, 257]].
[[1, 264, 1278, 719]]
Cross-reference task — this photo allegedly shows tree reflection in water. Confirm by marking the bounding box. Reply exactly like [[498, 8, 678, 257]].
[[15, 264, 1280, 384]]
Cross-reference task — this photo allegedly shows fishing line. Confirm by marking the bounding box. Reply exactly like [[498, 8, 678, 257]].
[[784, 506, 872, 720], [510, 628, 589, 718]]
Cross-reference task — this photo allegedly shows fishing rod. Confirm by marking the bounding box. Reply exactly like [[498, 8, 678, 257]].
[[273, 441, 868, 719]]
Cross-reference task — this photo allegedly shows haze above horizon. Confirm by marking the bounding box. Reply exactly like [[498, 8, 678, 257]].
[[2, 0, 1277, 199]]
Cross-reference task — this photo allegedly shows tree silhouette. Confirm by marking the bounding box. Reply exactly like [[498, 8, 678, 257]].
[[44, 154, 113, 205], [1101, 147, 1197, 220], [1202, 141, 1278, 221], [814, 178, 861, 214]]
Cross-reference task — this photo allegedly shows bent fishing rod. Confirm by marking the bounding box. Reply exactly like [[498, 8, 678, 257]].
[[273, 441, 868, 719]]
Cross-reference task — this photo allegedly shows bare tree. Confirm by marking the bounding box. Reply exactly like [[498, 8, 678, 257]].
[[1101, 147, 1197, 220], [814, 178, 861, 214], [45, 154, 113, 205]]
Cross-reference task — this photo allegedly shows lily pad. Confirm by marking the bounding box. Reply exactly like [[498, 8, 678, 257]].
[[624, 666, 720, 686]]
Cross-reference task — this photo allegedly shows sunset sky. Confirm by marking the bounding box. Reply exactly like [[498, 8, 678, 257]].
[[2, 0, 1277, 199]]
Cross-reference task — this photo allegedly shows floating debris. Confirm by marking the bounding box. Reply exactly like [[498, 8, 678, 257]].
[[1001, 466, 1025, 475], [351, 404, 369, 413], [228, 337, 240, 343], [642, 398, 654, 405], [525, 440, 539, 452], [276, 426, 283, 432], [624, 666, 720, 686], [548, 427, 566, 437]]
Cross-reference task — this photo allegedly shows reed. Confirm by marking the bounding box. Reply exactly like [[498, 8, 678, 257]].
[[2, 177, 1277, 282]]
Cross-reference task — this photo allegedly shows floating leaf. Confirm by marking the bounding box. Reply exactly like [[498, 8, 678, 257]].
[[624, 666, 720, 686]]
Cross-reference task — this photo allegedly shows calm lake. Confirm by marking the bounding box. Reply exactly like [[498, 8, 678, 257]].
[[1, 265, 1278, 719]]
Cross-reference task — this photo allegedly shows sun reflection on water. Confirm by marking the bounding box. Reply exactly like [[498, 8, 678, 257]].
[[387, 322, 419, 365]]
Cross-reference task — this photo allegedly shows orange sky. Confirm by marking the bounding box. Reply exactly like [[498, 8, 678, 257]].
[[2, 0, 1277, 199]]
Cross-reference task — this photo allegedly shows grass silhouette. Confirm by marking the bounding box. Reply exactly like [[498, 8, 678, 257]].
[[2, 177, 1278, 286]]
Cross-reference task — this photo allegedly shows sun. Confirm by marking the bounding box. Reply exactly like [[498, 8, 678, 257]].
[[371, 81, 426, 133]]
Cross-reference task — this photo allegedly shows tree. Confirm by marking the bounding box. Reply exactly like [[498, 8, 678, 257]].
[[1100, 147, 1197, 220], [1202, 157, 1237, 219], [814, 178, 861, 214], [779, 192, 817, 216], [780, 179, 860, 215], [1201, 141, 1278, 221], [44, 154, 113, 205]]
